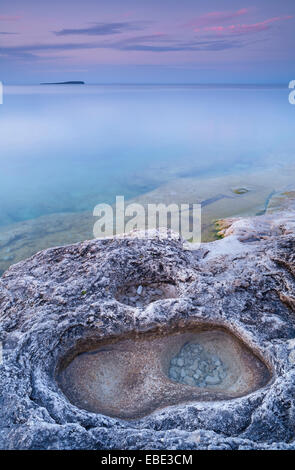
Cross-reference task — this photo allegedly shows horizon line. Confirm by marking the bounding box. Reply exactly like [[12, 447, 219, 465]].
[[3, 82, 289, 88]]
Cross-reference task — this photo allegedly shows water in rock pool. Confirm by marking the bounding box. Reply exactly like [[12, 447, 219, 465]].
[[1, 84, 295, 274], [57, 327, 271, 419], [169, 342, 227, 388]]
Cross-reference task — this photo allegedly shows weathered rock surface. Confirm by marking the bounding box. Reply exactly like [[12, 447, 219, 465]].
[[1, 201, 295, 450]]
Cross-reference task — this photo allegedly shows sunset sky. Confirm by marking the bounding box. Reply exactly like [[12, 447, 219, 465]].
[[1, 0, 295, 84]]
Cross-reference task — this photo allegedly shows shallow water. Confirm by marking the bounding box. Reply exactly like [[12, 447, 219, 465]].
[[0, 84, 295, 271], [57, 326, 271, 419]]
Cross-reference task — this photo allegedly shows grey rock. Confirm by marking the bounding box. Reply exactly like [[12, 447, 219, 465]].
[[193, 371, 201, 380], [205, 375, 221, 385], [136, 285, 143, 295], [1, 203, 295, 450]]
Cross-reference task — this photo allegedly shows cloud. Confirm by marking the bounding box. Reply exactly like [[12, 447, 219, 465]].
[[55, 22, 144, 36], [0, 31, 18, 35], [0, 42, 99, 60], [118, 41, 241, 52], [112, 34, 244, 52], [0, 24, 259, 62], [0, 35, 246, 61], [189, 9, 249, 28], [199, 15, 293, 36], [0, 15, 21, 21]]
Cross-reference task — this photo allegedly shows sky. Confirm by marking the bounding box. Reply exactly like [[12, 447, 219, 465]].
[[0, 0, 295, 84]]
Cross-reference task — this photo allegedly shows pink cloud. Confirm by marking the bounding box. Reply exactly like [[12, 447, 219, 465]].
[[195, 15, 293, 35], [122, 11, 134, 18], [0, 14, 21, 21], [189, 8, 249, 28]]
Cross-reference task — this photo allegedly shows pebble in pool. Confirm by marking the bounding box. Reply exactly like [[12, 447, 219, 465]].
[[169, 342, 227, 388]]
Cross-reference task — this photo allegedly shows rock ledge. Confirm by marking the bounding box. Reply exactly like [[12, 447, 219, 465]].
[[1, 204, 295, 450]]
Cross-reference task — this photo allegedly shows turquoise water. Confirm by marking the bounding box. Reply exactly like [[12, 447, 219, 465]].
[[1, 84, 294, 228], [0, 84, 295, 274]]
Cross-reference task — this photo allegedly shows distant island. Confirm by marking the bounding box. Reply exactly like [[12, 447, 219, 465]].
[[40, 81, 85, 85]]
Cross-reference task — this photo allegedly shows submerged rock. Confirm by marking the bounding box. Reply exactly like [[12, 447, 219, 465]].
[[231, 187, 250, 195], [1, 202, 295, 450], [2, 165, 295, 276]]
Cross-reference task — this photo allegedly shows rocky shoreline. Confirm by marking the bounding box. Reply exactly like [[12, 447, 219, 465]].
[[0, 199, 295, 449], [1, 165, 295, 277]]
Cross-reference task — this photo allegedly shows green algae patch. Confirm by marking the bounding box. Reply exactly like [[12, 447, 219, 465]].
[[282, 191, 295, 198]]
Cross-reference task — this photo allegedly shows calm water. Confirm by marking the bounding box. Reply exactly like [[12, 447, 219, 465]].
[[0, 84, 294, 271]]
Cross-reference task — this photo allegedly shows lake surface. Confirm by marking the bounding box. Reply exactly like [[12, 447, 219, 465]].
[[0, 84, 295, 273]]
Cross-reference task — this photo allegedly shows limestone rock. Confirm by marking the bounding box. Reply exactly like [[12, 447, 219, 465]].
[[1, 203, 295, 450]]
